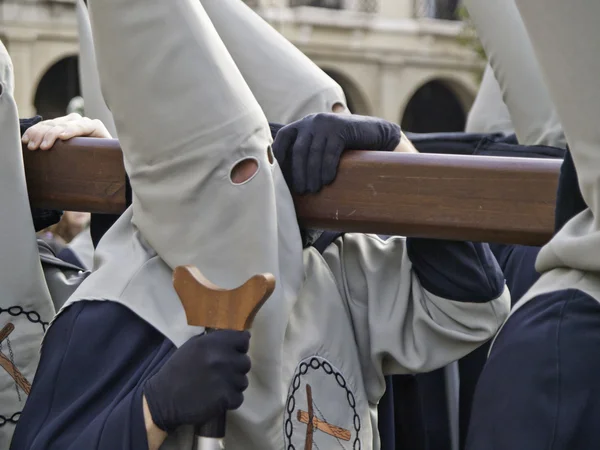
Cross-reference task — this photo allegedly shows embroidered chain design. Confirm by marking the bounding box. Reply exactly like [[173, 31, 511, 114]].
[[0, 412, 20, 427], [285, 357, 361, 450], [0, 306, 49, 427], [0, 306, 49, 331]]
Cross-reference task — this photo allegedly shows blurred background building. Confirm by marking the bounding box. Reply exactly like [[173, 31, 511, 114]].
[[0, 0, 482, 132]]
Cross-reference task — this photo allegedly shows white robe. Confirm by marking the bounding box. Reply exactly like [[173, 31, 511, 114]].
[[464, 0, 565, 148], [491, 0, 600, 346], [0, 41, 55, 448]]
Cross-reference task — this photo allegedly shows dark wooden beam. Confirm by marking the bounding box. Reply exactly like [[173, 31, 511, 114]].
[[24, 138, 126, 215], [23, 138, 561, 246]]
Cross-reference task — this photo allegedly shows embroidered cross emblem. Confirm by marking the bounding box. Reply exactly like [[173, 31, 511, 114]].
[[297, 384, 351, 449], [0, 323, 31, 395]]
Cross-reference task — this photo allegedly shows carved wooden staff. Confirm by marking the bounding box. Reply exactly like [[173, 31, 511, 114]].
[[22, 138, 561, 245], [173, 266, 275, 450]]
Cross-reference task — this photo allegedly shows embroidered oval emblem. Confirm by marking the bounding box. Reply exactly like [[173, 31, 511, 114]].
[[284, 356, 361, 449]]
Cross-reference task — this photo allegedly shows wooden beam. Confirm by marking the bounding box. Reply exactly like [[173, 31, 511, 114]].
[[22, 138, 561, 246], [24, 138, 126, 215]]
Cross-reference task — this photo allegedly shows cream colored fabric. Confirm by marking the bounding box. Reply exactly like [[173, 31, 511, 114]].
[[200, 0, 347, 123], [75, 0, 117, 138], [76, 0, 346, 130], [0, 41, 55, 448], [464, 0, 565, 148], [465, 64, 514, 136]]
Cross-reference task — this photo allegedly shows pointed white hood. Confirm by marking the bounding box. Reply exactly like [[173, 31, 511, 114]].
[[513, 0, 600, 277], [75, 0, 118, 138], [201, 0, 347, 122]]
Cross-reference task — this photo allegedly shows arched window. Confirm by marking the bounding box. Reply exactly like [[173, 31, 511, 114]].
[[34, 56, 80, 119], [401, 80, 466, 133]]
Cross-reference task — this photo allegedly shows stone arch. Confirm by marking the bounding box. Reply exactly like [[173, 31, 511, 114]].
[[400, 77, 475, 133], [322, 67, 372, 115], [33, 55, 80, 119]]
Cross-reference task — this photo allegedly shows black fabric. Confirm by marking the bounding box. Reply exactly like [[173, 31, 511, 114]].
[[411, 131, 566, 159], [406, 238, 505, 303], [311, 231, 343, 254], [474, 137, 565, 159], [554, 147, 587, 234], [10, 301, 162, 449], [406, 131, 504, 155], [144, 330, 251, 432], [30, 208, 63, 233], [466, 289, 600, 450], [457, 244, 541, 448]]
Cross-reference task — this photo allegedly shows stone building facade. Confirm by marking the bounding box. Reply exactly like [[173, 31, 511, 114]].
[[0, 0, 482, 132]]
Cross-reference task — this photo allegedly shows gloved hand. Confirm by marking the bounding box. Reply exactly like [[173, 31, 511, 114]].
[[273, 113, 401, 194], [143, 330, 251, 432]]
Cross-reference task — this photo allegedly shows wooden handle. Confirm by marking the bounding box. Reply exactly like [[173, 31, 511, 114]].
[[173, 265, 275, 331], [172, 266, 275, 442]]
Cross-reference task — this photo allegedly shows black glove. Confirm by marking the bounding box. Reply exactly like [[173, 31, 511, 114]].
[[273, 113, 401, 194], [143, 330, 251, 432], [555, 147, 587, 234], [31, 208, 63, 232]]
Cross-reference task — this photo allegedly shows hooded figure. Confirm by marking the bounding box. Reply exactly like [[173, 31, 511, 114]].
[[76, 0, 118, 138], [76, 0, 346, 127], [0, 41, 56, 448], [465, 64, 514, 137], [463, 0, 566, 149], [465, 0, 600, 448], [11, 1, 510, 449], [198, 0, 348, 122]]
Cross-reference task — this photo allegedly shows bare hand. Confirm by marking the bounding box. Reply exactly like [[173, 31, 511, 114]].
[[22, 113, 112, 151]]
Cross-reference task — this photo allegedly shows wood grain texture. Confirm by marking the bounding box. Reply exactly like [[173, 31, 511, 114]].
[[23, 138, 561, 245], [304, 384, 314, 450], [173, 266, 275, 330], [297, 410, 351, 441], [23, 138, 126, 214], [0, 350, 31, 395], [0, 323, 15, 343]]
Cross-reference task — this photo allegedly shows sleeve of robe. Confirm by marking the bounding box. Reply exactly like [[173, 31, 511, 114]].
[[489, 243, 541, 305], [10, 301, 174, 450], [322, 234, 511, 381]]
